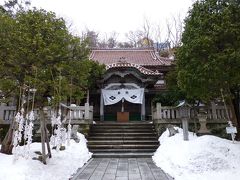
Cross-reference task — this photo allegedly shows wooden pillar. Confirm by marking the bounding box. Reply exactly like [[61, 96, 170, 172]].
[[100, 91, 104, 121], [141, 93, 145, 121]]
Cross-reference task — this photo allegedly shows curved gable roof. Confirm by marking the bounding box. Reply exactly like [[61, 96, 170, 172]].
[[89, 47, 172, 66]]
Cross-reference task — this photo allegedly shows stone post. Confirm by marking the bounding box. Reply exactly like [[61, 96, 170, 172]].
[[0, 103, 5, 122], [156, 103, 162, 119], [211, 101, 217, 119], [100, 91, 104, 121], [141, 93, 145, 121], [177, 101, 190, 141], [84, 103, 90, 120], [182, 118, 189, 141]]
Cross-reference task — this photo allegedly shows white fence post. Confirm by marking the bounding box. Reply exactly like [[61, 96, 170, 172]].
[[0, 104, 5, 121], [84, 103, 90, 119], [153, 103, 231, 122], [156, 103, 162, 119]]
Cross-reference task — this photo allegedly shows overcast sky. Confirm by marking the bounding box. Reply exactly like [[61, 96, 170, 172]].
[[1, 0, 194, 41]]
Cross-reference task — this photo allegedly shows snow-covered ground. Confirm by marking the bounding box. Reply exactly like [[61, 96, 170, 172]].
[[153, 128, 240, 180], [0, 133, 92, 180]]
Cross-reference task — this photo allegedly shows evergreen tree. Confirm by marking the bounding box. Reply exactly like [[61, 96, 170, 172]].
[[0, 8, 105, 154], [176, 0, 240, 136]]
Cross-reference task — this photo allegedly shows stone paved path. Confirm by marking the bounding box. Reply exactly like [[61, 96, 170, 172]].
[[72, 158, 173, 180]]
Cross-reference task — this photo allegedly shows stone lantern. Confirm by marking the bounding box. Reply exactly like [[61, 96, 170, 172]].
[[177, 101, 191, 141], [197, 107, 210, 135]]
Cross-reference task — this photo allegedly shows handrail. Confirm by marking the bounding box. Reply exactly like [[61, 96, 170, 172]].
[[153, 103, 231, 121], [0, 103, 93, 122]]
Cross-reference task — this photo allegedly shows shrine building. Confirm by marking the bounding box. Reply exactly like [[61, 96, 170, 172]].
[[89, 47, 173, 122]]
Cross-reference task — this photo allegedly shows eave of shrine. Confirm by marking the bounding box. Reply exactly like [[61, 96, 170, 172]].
[[98, 67, 161, 89], [106, 61, 161, 76], [90, 47, 172, 90]]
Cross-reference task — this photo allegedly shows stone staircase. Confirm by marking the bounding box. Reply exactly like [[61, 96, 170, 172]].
[[87, 122, 159, 158]]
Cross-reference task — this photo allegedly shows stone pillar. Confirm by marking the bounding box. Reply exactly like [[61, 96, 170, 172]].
[[211, 101, 217, 119], [141, 93, 145, 121], [84, 103, 90, 120], [156, 103, 162, 119], [100, 91, 104, 121], [182, 118, 189, 141], [0, 104, 5, 122]]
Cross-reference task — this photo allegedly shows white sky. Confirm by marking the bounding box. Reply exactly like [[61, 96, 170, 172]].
[[0, 0, 194, 41]]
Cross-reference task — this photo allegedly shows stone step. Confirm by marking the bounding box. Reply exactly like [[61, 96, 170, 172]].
[[90, 129, 154, 133], [89, 148, 156, 153], [93, 122, 154, 126], [88, 140, 159, 145], [92, 152, 154, 158], [88, 136, 158, 140], [88, 132, 157, 136], [92, 126, 150, 129], [87, 122, 159, 158], [88, 144, 159, 149], [90, 125, 154, 129]]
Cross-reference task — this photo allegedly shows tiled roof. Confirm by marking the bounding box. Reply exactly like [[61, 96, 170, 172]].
[[89, 47, 172, 66], [106, 61, 162, 76]]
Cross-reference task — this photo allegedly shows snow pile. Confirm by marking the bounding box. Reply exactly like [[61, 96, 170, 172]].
[[152, 128, 240, 180], [0, 133, 92, 180]]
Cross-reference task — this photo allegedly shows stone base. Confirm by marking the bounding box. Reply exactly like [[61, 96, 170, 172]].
[[197, 132, 211, 136]]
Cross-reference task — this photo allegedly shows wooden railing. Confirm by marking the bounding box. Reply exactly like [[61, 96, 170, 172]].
[[152, 103, 231, 122], [0, 103, 93, 123]]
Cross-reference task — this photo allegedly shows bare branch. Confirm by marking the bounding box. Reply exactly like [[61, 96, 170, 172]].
[[166, 14, 184, 48]]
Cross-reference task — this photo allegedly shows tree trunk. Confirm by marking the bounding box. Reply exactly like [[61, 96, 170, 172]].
[[229, 99, 240, 140], [233, 90, 240, 126], [1, 88, 24, 154], [0, 121, 16, 154], [40, 108, 47, 164]]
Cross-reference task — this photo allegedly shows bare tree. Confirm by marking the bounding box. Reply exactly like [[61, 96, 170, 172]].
[[81, 15, 183, 51], [141, 17, 153, 47], [106, 31, 118, 48], [81, 29, 99, 48], [152, 23, 163, 45], [125, 30, 142, 47], [3, 0, 31, 14], [166, 14, 184, 48], [97, 33, 107, 48], [125, 17, 157, 48], [117, 42, 134, 48], [97, 31, 118, 48], [151, 23, 171, 53]]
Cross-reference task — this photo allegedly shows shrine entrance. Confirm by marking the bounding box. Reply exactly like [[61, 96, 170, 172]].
[[100, 83, 145, 122], [104, 101, 141, 121], [90, 60, 163, 122]]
